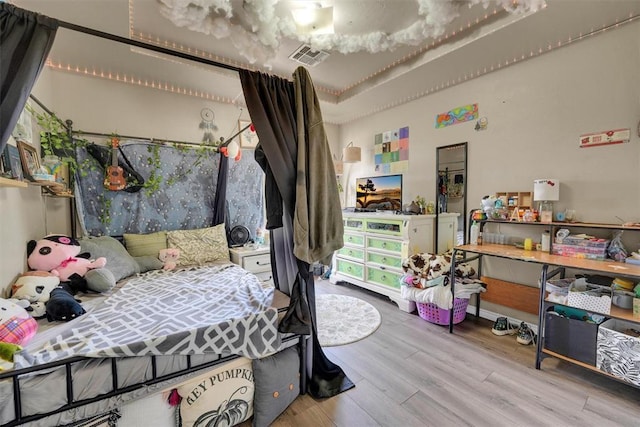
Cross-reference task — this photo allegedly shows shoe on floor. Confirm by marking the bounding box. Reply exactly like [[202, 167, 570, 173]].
[[491, 317, 516, 336], [517, 322, 536, 345]]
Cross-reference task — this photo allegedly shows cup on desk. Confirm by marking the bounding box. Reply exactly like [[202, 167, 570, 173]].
[[524, 238, 533, 251]]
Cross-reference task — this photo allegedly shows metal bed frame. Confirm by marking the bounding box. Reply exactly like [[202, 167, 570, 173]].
[[0, 318, 306, 426]]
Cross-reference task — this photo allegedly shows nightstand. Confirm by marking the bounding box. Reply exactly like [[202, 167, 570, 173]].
[[229, 246, 273, 286]]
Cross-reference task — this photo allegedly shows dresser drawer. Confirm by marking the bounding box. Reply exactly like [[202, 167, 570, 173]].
[[336, 259, 365, 280], [366, 236, 406, 255], [344, 217, 365, 232], [337, 246, 365, 261], [254, 271, 274, 286], [365, 219, 404, 236], [366, 251, 403, 270], [344, 233, 365, 247], [366, 266, 401, 289], [242, 253, 271, 273]]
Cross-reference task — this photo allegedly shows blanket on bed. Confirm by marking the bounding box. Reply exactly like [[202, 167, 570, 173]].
[[14, 264, 281, 368]]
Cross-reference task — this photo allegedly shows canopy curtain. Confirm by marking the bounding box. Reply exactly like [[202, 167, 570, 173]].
[[240, 67, 353, 398], [0, 3, 57, 153]]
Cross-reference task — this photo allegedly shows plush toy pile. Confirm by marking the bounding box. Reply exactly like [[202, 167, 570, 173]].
[[15, 234, 114, 322]]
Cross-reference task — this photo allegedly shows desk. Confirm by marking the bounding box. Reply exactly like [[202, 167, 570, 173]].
[[451, 243, 640, 378]]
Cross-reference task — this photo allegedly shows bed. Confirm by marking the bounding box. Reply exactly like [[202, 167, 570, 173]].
[[0, 259, 305, 427]]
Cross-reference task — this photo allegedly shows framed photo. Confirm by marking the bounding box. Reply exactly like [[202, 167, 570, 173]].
[[238, 120, 259, 149], [1, 142, 24, 180], [17, 140, 40, 181]]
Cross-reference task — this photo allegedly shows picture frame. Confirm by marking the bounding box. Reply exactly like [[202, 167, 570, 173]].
[[238, 120, 259, 149], [1, 142, 24, 180], [17, 140, 40, 181]]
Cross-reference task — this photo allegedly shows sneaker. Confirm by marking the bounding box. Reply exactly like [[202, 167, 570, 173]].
[[491, 317, 516, 336], [516, 322, 536, 345]]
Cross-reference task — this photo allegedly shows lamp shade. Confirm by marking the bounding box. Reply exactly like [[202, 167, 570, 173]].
[[343, 145, 361, 163], [533, 179, 560, 201]]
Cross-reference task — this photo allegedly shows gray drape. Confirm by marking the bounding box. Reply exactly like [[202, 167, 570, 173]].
[[240, 67, 353, 398], [0, 3, 57, 153]]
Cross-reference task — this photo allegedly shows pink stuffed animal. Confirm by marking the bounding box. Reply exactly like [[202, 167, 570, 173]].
[[27, 235, 107, 282], [159, 248, 180, 270]]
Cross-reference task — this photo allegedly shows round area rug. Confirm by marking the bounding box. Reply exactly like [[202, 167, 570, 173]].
[[316, 294, 381, 347]]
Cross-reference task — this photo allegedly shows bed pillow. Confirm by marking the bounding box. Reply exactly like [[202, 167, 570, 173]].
[[123, 231, 167, 257], [80, 236, 140, 282], [252, 347, 300, 427], [176, 356, 254, 427], [167, 224, 230, 267]]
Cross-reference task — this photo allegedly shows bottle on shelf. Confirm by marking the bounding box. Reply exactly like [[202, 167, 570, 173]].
[[541, 230, 551, 252], [470, 221, 479, 245]]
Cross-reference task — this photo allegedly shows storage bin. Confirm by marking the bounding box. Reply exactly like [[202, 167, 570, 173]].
[[552, 243, 608, 260], [566, 282, 612, 314], [416, 298, 468, 326], [596, 318, 640, 386], [544, 307, 601, 366]]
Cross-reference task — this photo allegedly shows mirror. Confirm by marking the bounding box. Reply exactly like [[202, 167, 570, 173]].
[[435, 142, 468, 253]]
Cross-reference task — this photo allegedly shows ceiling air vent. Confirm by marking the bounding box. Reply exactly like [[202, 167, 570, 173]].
[[288, 44, 329, 67]]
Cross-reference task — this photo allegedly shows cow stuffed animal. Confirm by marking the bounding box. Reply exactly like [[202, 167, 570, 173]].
[[27, 235, 108, 293]]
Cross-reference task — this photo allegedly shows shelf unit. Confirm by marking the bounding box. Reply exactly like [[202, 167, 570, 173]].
[[0, 176, 28, 188], [452, 219, 640, 389], [495, 191, 532, 219]]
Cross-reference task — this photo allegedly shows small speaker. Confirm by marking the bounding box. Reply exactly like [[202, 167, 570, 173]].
[[229, 225, 250, 247]]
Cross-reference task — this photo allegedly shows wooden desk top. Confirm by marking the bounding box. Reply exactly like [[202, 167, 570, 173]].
[[455, 243, 640, 278]]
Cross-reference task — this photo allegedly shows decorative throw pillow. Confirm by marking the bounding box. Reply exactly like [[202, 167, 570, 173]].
[[79, 236, 140, 282], [123, 231, 167, 257], [167, 224, 230, 267], [252, 347, 300, 427], [176, 357, 254, 427]]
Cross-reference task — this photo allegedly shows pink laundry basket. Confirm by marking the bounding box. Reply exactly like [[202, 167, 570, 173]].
[[416, 298, 469, 325]]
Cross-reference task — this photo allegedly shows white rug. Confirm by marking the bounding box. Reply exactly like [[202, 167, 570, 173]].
[[316, 294, 381, 347]]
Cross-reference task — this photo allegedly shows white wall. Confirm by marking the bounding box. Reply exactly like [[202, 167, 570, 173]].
[[338, 21, 640, 322]]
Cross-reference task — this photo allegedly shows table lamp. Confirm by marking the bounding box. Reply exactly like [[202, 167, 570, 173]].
[[533, 179, 560, 223]]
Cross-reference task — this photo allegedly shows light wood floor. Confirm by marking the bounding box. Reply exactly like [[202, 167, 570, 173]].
[[258, 278, 640, 426]]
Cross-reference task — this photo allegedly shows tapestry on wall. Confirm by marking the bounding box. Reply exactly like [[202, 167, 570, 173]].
[[374, 126, 409, 174], [74, 141, 264, 237]]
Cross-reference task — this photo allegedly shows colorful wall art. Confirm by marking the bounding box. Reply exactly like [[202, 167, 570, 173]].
[[435, 103, 478, 128], [374, 126, 409, 174]]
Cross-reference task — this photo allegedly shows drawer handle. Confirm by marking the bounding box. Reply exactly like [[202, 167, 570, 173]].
[[256, 261, 269, 266], [346, 266, 352, 272], [348, 250, 353, 256], [381, 242, 387, 248], [380, 266, 386, 270], [382, 257, 387, 262], [348, 237, 353, 242], [381, 275, 387, 281]]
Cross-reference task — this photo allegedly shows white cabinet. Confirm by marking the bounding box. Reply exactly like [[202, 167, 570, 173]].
[[229, 246, 273, 286], [331, 213, 458, 312]]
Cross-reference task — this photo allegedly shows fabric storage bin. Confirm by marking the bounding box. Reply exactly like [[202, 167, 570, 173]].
[[544, 307, 600, 365], [566, 282, 611, 314], [596, 318, 640, 387]]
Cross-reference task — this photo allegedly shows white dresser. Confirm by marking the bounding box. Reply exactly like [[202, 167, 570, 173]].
[[330, 213, 459, 312], [229, 246, 273, 286]]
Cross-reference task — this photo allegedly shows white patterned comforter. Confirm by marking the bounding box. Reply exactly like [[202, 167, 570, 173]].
[[15, 264, 280, 368]]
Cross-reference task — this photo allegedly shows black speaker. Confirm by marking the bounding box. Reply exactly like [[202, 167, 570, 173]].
[[229, 225, 250, 247]]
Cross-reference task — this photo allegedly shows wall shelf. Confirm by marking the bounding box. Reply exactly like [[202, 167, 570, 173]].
[[0, 176, 28, 188]]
